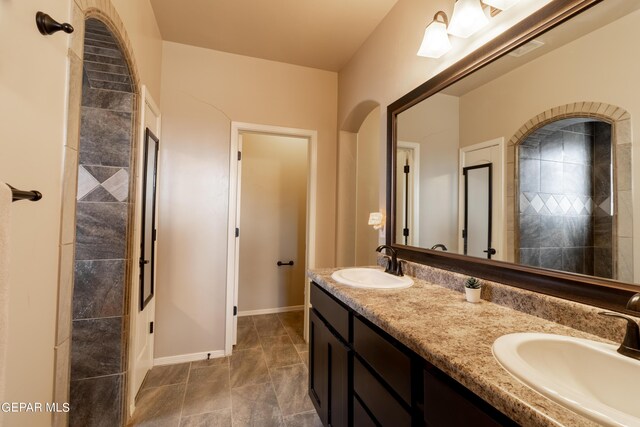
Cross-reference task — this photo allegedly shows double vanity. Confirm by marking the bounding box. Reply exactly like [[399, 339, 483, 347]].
[[308, 266, 640, 427]]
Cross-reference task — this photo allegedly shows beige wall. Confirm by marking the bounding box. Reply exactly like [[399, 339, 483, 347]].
[[459, 10, 640, 147], [0, 1, 162, 425], [398, 94, 459, 251], [337, 0, 553, 221], [458, 9, 640, 282], [336, 131, 358, 267], [238, 134, 308, 312], [156, 41, 337, 359], [355, 107, 382, 266], [0, 2, 69, 425]]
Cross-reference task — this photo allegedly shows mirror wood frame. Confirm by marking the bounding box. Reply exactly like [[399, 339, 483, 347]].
[[386, 0, 639, 315]]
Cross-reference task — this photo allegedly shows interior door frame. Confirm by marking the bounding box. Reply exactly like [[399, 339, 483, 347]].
[[463, 163, 493, 258], [128, 85, 161, 415], [225, 122, 318, 355], [396, 141, 420, 247]]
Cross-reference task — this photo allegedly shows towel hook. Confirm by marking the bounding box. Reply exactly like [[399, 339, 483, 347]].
[[36, 12, 74, 36]]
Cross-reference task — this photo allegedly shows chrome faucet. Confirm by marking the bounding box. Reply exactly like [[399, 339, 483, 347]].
[[430, 244, 448, 251], [599, 311, 640, 361], [376, 245, 404, 277]]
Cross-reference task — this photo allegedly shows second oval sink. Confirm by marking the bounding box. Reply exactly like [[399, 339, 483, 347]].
[[493, 332, 640, 427], [331, 268, 413, 289]]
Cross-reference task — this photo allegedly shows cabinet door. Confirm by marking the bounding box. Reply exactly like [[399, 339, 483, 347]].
[[325, 326, 350, 427], [309, 308, 350, 427], [309, 309, 328, 424]]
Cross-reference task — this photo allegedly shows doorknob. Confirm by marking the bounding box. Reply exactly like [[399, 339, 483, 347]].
[[140, 259, 150, 266], [483, 248, 496, 255]]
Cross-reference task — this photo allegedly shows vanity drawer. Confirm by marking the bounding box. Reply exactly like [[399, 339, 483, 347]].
[[354, 357, 411, 427], [353, 315, 412, 405], [423, 365, 518, 427], [310, 282, 349, 341]]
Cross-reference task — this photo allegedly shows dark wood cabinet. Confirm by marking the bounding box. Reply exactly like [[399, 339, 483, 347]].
[[423, 366, 519, 427], [309, 282, 519, 427], [309, 308, 350, 427]]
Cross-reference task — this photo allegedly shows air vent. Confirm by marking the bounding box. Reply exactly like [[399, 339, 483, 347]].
[[508, 39, 545, 58]]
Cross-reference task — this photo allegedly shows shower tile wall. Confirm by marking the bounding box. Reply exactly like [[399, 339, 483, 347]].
[[70, 19, 134, 427], [518, 121, 613, 277]]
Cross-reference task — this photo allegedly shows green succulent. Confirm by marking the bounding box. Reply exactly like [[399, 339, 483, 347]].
[[465, 277, 481, 289]]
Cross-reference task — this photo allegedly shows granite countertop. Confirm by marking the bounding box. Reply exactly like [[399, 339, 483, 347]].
[[308, 267, 611, 427]]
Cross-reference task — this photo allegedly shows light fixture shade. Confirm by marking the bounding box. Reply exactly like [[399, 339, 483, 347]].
[[417, 19, 451, 58], [482, 0, 520, 10], [447, 0, 489, 38]]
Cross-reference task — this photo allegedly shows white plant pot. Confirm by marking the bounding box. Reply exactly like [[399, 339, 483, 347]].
[[465, 287, 481, 303]]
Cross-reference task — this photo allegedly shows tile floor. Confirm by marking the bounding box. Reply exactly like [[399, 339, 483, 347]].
[[128, 310, 321, 427]]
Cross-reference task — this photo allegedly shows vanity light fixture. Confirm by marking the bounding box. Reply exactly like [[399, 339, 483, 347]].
[[447, 0, 489, 38], [482, 0, 521, 11], [417, 11, 452, 58]]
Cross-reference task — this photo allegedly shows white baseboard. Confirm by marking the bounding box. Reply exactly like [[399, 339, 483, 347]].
[[153, 349, 227, 366], [238, 305, 304, 317]]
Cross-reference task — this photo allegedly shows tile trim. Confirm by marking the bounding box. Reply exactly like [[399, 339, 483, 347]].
[[55, 1, 144, 424]]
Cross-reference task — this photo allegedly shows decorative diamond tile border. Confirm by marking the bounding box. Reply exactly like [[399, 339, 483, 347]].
[[102, 169, 129, 201], [77, 166, 100, 200], [79, 166, 129, 202], [519, 191, 597, 216]]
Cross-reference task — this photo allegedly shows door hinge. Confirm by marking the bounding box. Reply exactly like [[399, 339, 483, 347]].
[[152, 229, 157, 242], [233, 306, 238, 316], [235, 227, 240, 238], [462, 229, 466, 238], [237, 151, 242, 161], [149, 321, 154, 334], [403, 228, 409, 237], [404, 164, 410, 174]]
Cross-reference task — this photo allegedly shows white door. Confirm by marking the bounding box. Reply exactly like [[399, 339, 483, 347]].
[[129, 87, 160, 413], [234, 134, 308, 335], [459, 139, 504, 260]]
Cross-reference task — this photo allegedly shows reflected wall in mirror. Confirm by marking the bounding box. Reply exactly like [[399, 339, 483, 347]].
[[392, 0, 639, 284]]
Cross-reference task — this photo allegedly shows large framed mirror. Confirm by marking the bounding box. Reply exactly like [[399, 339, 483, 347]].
[[388, 0, 640, 313]]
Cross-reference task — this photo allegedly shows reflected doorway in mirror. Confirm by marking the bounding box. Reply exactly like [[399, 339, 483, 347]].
[[458, 139, 505, 260]]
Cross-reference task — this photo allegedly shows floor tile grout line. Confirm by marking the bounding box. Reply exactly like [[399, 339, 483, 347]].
[[176, 361, 192, 424], [229, 346, 235, 427], [261, 324, 286, 424]]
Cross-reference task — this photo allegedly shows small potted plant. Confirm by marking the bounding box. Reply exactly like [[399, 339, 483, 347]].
[[464, 277, 482, 303]]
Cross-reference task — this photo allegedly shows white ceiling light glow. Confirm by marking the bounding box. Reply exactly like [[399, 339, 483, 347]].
[[417, 12, 452, 58], [482, 0, 521, 11], [447, 0, 489, 38]]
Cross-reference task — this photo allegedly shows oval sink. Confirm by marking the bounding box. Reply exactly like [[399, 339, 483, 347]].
[[331, 268, 413, 289], [493, 333, 640, 427]]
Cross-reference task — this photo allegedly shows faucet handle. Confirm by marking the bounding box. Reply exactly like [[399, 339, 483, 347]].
[[599, 312, 640, 358], [380, 255, 392, 274], [627, 293, 640, 312], [396, 260, 405, 277]]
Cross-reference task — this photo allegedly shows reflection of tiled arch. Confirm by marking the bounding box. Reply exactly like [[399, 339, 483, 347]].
[[506, 102, 633, 283], [54, 1, 142, 426]]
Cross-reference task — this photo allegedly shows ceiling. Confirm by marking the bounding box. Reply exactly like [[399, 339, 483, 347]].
[[149, 0, 399, 72]]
